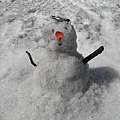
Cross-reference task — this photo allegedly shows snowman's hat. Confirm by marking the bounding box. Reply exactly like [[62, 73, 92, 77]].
[[51, 15, 70, 22], [55, 31, 64, 45]]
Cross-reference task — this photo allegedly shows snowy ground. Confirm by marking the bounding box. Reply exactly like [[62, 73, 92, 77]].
[[0, 0, 120, 120]]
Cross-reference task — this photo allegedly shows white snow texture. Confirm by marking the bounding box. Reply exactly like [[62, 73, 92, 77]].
[[0, 0, 120, 120]]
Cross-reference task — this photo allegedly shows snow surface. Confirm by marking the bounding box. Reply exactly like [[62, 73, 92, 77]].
[[0, 0, 120, 120]]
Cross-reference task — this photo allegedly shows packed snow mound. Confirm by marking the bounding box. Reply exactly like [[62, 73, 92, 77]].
[[39, 21, 90, 99]]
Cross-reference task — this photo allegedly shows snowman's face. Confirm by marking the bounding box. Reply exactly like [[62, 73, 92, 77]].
[[44, 22, 77, 54]]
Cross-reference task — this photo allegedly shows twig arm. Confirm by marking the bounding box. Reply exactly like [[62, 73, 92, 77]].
[[83, 46, 104, 64], [26, 51, 37, 67]]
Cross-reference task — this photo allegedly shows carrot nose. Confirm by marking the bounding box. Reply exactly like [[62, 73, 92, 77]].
[[55, 31, 64, 39], [55, 31, 64, 45]]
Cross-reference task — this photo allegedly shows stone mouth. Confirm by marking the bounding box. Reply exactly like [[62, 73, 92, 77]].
[[56, 38, 62, 46]]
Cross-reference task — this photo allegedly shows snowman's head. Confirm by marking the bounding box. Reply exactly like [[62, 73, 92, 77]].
[[43, 21, 77, 55]]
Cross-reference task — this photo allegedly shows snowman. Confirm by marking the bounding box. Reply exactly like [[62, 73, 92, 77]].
[[38, 18, 90, 100]]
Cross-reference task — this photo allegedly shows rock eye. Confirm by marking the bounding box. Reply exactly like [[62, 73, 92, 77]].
[[52, 29, 54, 32], [64, 27, 67, 30]]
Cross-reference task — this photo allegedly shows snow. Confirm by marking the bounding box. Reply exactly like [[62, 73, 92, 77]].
[[0, 0, 120, 120]]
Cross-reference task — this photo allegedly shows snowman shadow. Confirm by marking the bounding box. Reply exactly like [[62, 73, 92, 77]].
[[90, 66, 120, 88], [76, 67, 120, 114]]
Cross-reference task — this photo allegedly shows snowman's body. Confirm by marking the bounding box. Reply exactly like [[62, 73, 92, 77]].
[[40, 21, 90, 99]]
